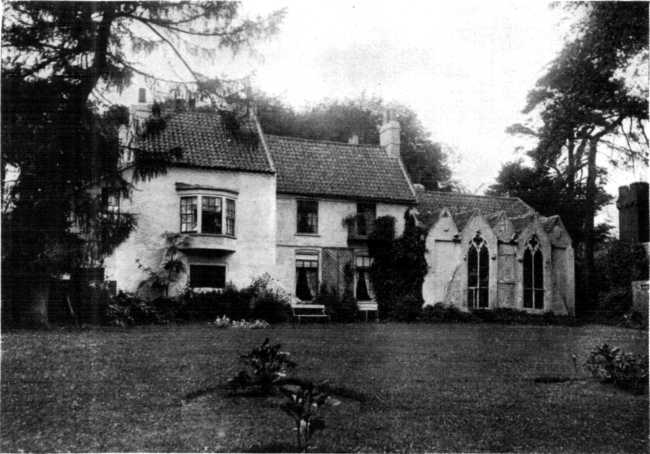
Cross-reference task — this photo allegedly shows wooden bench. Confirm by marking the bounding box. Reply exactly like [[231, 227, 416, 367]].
[[290, 299, 330, 323], [357, 301, 378, 321]]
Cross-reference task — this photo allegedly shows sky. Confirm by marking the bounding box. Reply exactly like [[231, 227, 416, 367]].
[[113, 0, 647, 228]]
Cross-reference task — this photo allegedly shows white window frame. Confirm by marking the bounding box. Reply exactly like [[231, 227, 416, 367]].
[[177, 190, 237, 237]]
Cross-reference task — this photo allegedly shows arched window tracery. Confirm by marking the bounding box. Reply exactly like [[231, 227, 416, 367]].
[[468, 233, 489, 309], [523, 235, 544, 309]]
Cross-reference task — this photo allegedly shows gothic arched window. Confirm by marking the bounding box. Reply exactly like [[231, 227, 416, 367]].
[[523, 235, 544, 309], [468, 233, 489, 309]]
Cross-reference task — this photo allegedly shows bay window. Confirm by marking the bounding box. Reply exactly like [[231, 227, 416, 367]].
[[178, 193, 236, 236]]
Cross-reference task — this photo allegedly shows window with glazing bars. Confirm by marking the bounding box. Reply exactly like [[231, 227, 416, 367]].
[[523, 235, 544, 309], [180, 196, 197, 232], [297, 200, 318, 233], [296, 258, 319, 300], [202, 196, 222, 234], [226, 199, 236, 236], [467, 234, 489, 309]]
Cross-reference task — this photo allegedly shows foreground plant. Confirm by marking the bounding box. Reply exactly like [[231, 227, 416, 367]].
[[228, 338, 296, 394], [585, 343, 648, 394], [278, 379, 340, 452]]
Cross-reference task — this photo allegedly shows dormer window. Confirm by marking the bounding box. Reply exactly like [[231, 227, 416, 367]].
[[176, 184, 237, 236]]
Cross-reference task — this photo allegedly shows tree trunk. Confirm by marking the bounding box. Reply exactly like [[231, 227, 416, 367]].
[[20, 274, 50, 327], [583, 138, 599, 312]]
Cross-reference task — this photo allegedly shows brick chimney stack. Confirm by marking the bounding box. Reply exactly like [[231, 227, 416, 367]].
[[617, 182, 649, 243], [379, 110, 400, 159]]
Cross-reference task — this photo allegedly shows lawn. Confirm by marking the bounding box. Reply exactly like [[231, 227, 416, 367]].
[[1, 323, 647, 453]]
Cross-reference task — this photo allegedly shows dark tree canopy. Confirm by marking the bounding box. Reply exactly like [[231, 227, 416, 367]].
[[487, 160, 613, 245], [254, 93, 454, 191]]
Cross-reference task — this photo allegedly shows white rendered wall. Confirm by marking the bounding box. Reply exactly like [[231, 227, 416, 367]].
[[103, 167, 276, 294]]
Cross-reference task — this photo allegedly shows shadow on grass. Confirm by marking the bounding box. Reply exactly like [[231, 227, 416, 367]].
[[244, 441, 297, 452]]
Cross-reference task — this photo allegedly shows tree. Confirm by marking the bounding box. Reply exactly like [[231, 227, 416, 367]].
[[510, 2, 648, 310], [1, 2, 284, 326], [254, 93, 454, 191], [487, 160, 613, 246]]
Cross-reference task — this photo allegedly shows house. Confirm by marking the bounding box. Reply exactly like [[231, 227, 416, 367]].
[[102, 105, 415, 304], [417, 188, 575, 315], [100, 97, 574, 316]]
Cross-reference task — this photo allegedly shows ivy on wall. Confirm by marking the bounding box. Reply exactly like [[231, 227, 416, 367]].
[[368, 210, 428, 321]]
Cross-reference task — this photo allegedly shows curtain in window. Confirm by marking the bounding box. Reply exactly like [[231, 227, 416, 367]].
[[355, 255, 373, 301], [296, 257, 319, 301], [356, 269, 371, 300]]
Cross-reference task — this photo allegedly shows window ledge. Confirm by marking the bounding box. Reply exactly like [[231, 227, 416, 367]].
[[296, 233, 320, 237], [190, 233, 237, 240], [180, 232, 236, 239]]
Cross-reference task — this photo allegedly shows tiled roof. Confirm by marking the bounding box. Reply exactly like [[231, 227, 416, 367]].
[[416, 188, 533, 228], [266, 135, 416, 204], [133, 111, 274, 173]]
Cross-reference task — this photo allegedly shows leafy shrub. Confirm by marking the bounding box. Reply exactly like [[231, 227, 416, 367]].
[[105, 292, 160, 326], [420, 304, 577, 325], [421, 303, 479, 323], [228, 338, 297, 395], [181, 285, 252, 321], [249, 275, 291, 323], [593, 240, 649, 318], [314, 284, 358, 322], [597, 287, 632, 316], [277, 379, 340, 452], [585, 343, 648, 394]]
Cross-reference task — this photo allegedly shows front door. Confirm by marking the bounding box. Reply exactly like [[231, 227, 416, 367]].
[[468, 234, 489, 309]]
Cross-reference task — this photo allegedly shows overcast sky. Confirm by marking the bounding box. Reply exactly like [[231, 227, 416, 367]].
[[114, 0, 646, 227]]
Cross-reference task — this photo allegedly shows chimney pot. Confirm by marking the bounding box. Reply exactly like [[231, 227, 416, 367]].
[[138, 87, 146, 104], [348, 134, 359, 145]]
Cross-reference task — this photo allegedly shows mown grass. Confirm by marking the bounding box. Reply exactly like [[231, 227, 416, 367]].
[[1, 323, 647, 453]]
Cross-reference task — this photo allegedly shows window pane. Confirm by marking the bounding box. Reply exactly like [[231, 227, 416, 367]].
[[479, 245, 489, 286], [202, 197, 222, 234], [533, 250, 543, 289], [467, 247, 478, 288], [355, 256, 372, 268], [296, 266, 318, 300], [356, 203, 376, 236], [523, 288, 533, 308], [479, 288, 489, 308], [468, 288, 475, 309], [226, 199, 236, 236], [190, 265, 225, 288], [534, 289, 544, 309], [180, 197, 197, 232], [356, 269, 371, 301], [297, 200, 318, 233], [523, 249, 533, 289]]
